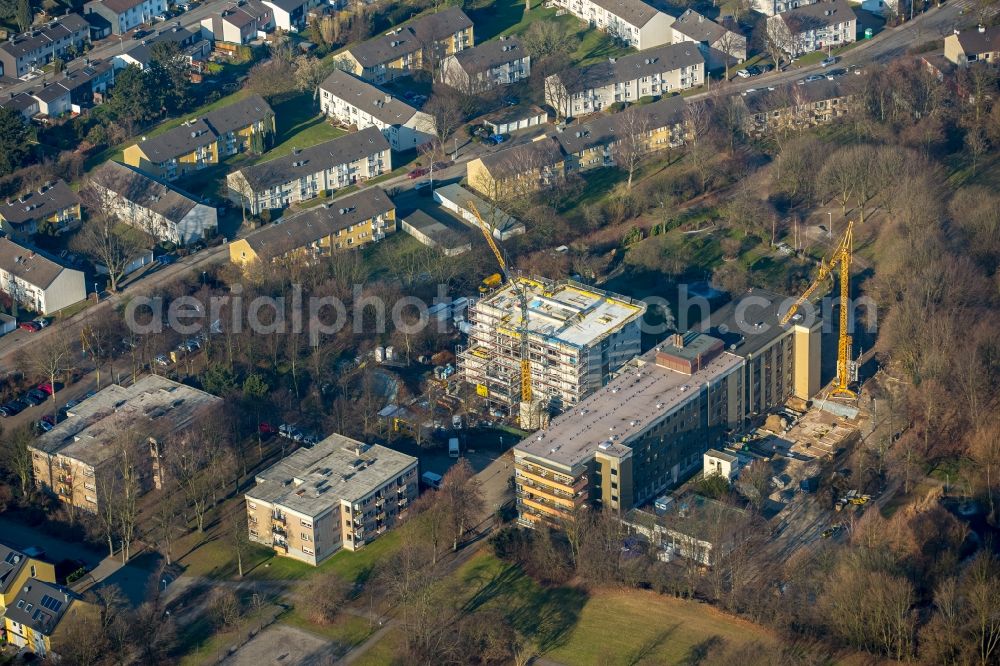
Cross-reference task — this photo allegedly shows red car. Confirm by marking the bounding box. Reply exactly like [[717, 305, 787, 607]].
[[258, 422, 278, 435], [18, 321, 40, 332], [37, 383, 54, 396], [407, 168, 429, 180]]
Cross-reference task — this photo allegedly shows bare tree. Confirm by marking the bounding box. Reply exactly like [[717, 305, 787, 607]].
[[78, 176, 151, 293], [440, 458, 484, 550], [612, 106, 652, 190], [424, 89, 465, 158], [225, 507, 252, 577], [27, 332, 71, 425], [0, 425, 34, 497], [715, 30, 745, 81]]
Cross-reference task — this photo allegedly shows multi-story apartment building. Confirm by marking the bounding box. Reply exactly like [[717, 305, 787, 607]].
[[116, 25, 212, 71], [84, 0, 168, 35], [123, 94, 274, 180], [556, 0, 675, 50], [440, 35, 530, 93], [465, 136, 566, 198], [226, 126, 391, 214], [739, 78, 856, 136], [318, 69, 435, 151], [753, 0, 816, 17], [670, 9, 747, 70], [556, 95, 688, 173], [228, 186, 396, 266], [29, 376, 222, 514], [767, 0, 857, 58], [458, 277, 646, 417], [341, 7, 473, 83], [0, 180, 81, 239], [944, 24, 1000, 66], [698, 289, 821, 417], [200, 1, 275, 44], [245, 433, 418, 565], [0, 15, 90, 79], [513, 332, 745, 525], [545, 44, 704, 118], [0, 238, 85, 315], [88, 161, 218, 244]]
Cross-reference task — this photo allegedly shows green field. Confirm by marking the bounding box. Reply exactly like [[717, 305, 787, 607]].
[[259, 92, 347, 161]]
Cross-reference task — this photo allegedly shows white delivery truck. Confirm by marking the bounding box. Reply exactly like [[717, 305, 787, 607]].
[[448, 437, 460, 458]]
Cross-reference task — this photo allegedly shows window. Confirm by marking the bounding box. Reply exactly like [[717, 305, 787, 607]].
[[301, 532, 311, 541], [248, 502, 257, 510], [303, 546, 314, 555], [300, 519, 312, 528]]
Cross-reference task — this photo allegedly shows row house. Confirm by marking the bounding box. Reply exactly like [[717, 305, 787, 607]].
[[228, 186, 396, 266], [84, 0, 167, 35], [440, 35, 530, 93], [556, 0, 674, 50], [115, 25, 212, 71], [739, 78, 856, 136], [944, 24, 1000, 66], [766, 0, 857, 58], [123, 93, 274, 180], [318, 68, 435, 151], [670, 9, 747, 70], [0, 14, 89, 79], [466, 136, 566, 199], [341, 7, 473, 83], [226, 126, 391, 214], [200, 1, 275, 44], [545, 43, 704, 118], [753, 0, 816, 17]]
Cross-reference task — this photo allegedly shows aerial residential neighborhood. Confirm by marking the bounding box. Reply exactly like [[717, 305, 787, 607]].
[[0, 0, 997, 661]]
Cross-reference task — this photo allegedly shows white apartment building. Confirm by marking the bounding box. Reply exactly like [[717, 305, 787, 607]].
[[545, 43, 704, 118], [0, 238, 85, 315], [767, 0, 857, 57], [670, 9, 747, 69], [458, 277, 646, 416], [753, 0, 816, 16], [246, 434, 418, 565], [84, 0, 167, 35], [89, 161, 218, 244], [0, 15, 90, 79], [557, 0, 675, 50], [318, 69, 435, 152], [440, 35, 531, 93], [227, 126, 391, 214]]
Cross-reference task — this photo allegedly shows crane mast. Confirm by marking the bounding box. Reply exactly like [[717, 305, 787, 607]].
[[781, 220, 857, 400], [465, 201, 533, 405]]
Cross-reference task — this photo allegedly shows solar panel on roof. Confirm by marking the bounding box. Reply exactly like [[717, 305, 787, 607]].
[[40, 594, 63, 612]]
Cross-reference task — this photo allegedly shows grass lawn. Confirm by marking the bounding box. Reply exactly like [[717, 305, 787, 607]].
[[281, 609, 375, 648], [177, 537, 273, 580], [260, 92, 346, 162], [351, 626, 406, 666], [247, 527, 403, 585], [501, 3, 634, 67], [545, 588, 778, 665]]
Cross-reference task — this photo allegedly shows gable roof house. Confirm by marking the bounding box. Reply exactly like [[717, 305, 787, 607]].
[[0, 93, 40, 120], [0, 238, 86, 315], [944, 24, 1000, 66], [318, 68, 435, 151], [229, 186, 396, 265], [670, 9, 746, 70], [466, 136, 566, 199], [89, 161, 218, 244], [2, 579, 91, 659], [0, 14, 90, 79], [737, 78, 856, 136], [200, 1, 275, 44], [556, 95, 688, 172], [84, 0, 168, 35], [115, 24, 212, 71], [440, 35, 530, 93], [766, 0, 856, 58], [123, 94, 274, 180], [545, 43, 704, 118], [556, 0, 676, 50], [0, 180, 81, 239], [261, 0, 323, 31], [753, 0, 817, 17], [341, 7, 474, 83], [226, 126, 391, 215], [0, 544, 56, 612]]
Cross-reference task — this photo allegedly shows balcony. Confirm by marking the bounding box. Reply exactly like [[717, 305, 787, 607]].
[[272, 526, 287, 538]]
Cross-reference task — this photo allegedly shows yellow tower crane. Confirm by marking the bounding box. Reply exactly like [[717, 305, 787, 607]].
[[781, 220, 857, 400], [465, 201, 533, 405]]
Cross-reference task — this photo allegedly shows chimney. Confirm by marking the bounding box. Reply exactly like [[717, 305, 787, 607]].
[[673, 332, 684, 348]]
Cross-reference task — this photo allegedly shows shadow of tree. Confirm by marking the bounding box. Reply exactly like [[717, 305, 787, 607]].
[[626, 624, 680, 666], [682, 635, 725, 665]]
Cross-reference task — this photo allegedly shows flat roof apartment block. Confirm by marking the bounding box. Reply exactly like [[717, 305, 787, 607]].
[[513, 333, 745, 527], [246, 434, 418, 565], [458, 277, 645, 416]]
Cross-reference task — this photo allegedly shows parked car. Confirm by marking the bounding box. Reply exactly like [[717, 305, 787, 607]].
[[487, 134, 507, 145], [154, 354, 170, 367], [407, 168, 429, 179], [63, 398, 80, 411], [0, 400, 26, 417], [18, 321, 40, 332], [804, 74, 825, 82], [37, 420, 53, 433], [132, 29, 149, 39], [432, 161, 451, 170], [33, 317, 49, 329], [23, 390, 47, 406], [37, 382, 57, 396], [736, 69, 751, 78], [820, 56, 837, 67], [259, 422, 278, 435], [158, 255, 175, 265], [41, 414, 56, 426]]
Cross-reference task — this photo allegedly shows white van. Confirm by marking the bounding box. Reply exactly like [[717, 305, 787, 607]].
[[448, 437, 460, 458]]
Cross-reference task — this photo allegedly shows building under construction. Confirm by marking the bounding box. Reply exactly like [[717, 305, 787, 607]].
[[458, 277, 646, 420]]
